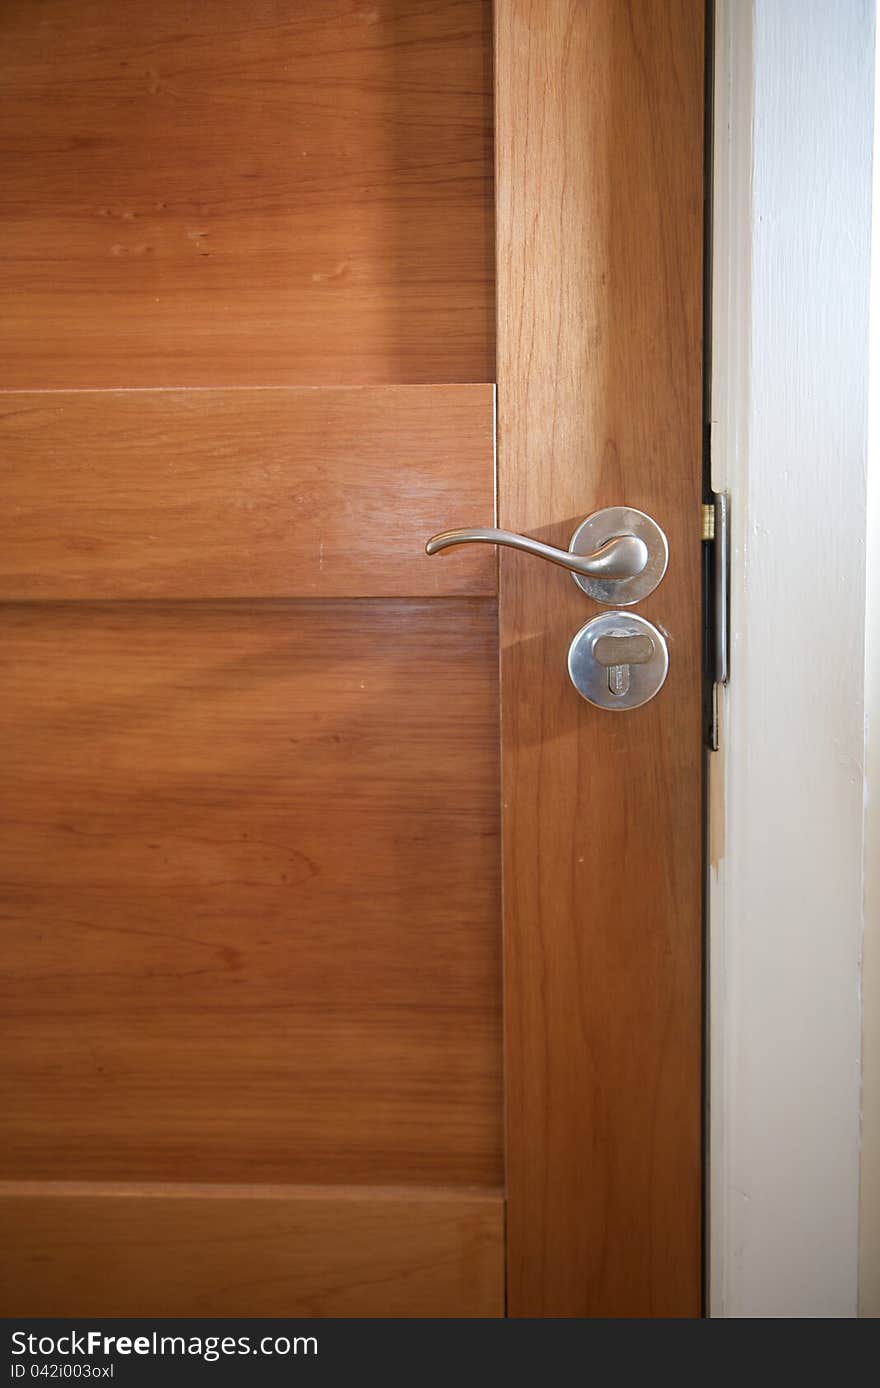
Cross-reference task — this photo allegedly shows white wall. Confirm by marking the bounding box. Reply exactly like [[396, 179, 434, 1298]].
[[710, 0, 874, 1317], [861, 1, 880, 1317]]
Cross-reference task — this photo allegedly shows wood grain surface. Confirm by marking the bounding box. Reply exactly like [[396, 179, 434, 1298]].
[[0, 0, 494, 388], [1, 0, 707, 1319], [496, 0, 705, 1316], [0, 1182, 504, 1317], [0, 386, 495, 599], [0, 600, 502, 1187]]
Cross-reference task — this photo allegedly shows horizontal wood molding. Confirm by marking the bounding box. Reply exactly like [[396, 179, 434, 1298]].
[[0, 1182, 504, 1316], [0, 0, 494, 388], [0, 599, 502, 1187], [0, 386, 495, 599]]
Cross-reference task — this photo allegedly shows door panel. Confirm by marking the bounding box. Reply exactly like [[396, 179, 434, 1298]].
[[0, 600, 501, 1187], [0, 0, 502, 1317], [0, 0, 706, 1319], [0, 1184, 504, 1317], [0, 0, 494, 388], [0, 386, 495, 598]]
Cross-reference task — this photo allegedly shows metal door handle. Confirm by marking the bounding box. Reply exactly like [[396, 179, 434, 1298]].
[[425, 526, 647, 581], [425, 506, 669, 605]]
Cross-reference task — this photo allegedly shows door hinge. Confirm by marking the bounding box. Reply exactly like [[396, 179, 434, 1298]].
[[703, 491, 729, 751]]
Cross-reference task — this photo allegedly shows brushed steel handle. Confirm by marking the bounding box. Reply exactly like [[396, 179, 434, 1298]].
[[425, 526, 649, 581]]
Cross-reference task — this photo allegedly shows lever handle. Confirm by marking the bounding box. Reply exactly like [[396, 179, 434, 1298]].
[[425, 526, 648, 581], [425, 507, 668, 605]]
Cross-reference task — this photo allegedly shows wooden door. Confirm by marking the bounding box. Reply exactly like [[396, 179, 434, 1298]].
[[0, 0, 704, 1318]]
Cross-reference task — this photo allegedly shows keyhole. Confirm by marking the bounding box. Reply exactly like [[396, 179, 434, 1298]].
[[607, 663, 632, 697], [593, 632, 655, 698]]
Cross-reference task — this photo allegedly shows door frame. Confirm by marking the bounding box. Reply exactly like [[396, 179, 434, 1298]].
[[707, 0, 874, 1317]]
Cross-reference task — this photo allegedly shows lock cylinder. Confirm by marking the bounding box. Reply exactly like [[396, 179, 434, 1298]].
[[568, 612, 669, 710]]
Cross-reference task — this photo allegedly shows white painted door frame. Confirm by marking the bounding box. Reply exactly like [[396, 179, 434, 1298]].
[[708, 0, 874, 1317]]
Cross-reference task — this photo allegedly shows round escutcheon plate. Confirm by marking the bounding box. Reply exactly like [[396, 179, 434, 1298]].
[[569, 506, 668, 605], [568, 611, 669, 710]]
